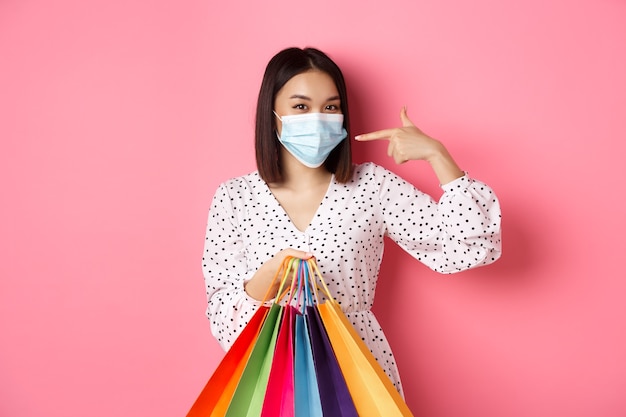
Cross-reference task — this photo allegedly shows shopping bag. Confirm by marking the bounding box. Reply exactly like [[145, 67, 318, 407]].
[[307, 304, 359, 417], [261, 305, 296, 417], [308, 259, 414, 417], [186, 305, 269, 417], [188, 256, 413, 417], [293, 307, 322, 417], [293, 263, 322, 417]]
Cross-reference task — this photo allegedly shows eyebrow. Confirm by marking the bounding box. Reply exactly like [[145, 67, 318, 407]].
[[289, 94, 340, 101]]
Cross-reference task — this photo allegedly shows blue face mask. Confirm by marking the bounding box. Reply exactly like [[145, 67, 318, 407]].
[[274, 112, 347, 168]]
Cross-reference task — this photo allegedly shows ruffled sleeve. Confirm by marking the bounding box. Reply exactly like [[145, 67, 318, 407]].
[[202, 181, 263, 350], [377, 166, 502, 273]]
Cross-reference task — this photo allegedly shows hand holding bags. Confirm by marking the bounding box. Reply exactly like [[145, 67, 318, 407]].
[[187, 257, 414, 417]]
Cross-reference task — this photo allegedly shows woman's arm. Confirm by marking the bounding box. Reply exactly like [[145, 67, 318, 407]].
[[374, 165, 502, 273]]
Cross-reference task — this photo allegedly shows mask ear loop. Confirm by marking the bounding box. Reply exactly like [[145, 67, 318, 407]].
[[272, 111, 283, 141]]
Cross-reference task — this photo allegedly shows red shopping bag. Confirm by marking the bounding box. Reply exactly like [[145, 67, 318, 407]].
[[261, 305, 296, 417]]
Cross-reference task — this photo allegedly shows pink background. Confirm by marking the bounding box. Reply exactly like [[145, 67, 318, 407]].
[[1, 0, 625, 416]]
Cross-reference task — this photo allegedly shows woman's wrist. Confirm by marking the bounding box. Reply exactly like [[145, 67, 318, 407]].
[[244, 273, 277, 301], [427, 144, 464, 185]]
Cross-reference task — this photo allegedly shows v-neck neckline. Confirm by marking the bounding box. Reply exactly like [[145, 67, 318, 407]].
[[261, 173, 335, 234]]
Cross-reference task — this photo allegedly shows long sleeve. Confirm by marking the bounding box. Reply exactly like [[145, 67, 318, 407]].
[[377, 166, 502, 273], [202, 182, 261, 350]]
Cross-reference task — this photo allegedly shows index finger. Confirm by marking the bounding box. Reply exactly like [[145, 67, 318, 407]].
[[355, 128, 396, 141]]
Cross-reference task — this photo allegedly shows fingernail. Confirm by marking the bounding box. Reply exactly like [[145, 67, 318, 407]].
[[354, 135, 362, 140]]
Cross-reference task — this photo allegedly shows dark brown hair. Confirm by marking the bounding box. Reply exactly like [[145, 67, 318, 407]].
[[255, 47, 353, 183]]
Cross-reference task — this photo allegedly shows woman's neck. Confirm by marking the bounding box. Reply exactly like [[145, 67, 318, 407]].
[[272, 152, 332, 190]]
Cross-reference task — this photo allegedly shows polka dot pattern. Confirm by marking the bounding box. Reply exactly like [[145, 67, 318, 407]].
[[202, 162, 502, 396]]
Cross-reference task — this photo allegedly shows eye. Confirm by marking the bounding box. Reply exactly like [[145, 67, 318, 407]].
[[292, 103, 308, 110], [325, 104, 340, 112]]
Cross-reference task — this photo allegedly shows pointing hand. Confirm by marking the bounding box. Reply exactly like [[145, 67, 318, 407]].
[[355, 106, 442, 164]]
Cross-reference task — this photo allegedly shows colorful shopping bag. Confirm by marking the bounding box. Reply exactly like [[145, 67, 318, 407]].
[[188, 256, 414, 417]]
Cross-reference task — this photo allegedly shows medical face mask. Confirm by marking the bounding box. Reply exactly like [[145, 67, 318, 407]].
[[274, 112, 348, 168]]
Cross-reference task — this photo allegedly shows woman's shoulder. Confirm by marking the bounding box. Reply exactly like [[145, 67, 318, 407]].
[[351, 162, 399, 182], [213, 171, 263, 197], [219, 170, 261, 187]]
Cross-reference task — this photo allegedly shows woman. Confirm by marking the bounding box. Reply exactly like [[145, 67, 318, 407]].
[[202, 47, 502, 395]]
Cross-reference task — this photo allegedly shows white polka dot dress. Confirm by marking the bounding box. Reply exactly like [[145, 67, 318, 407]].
[[202, 162, 502, 396]]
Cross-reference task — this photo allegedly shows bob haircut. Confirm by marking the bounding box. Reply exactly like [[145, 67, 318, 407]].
[[255, 47, 353, 184]]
